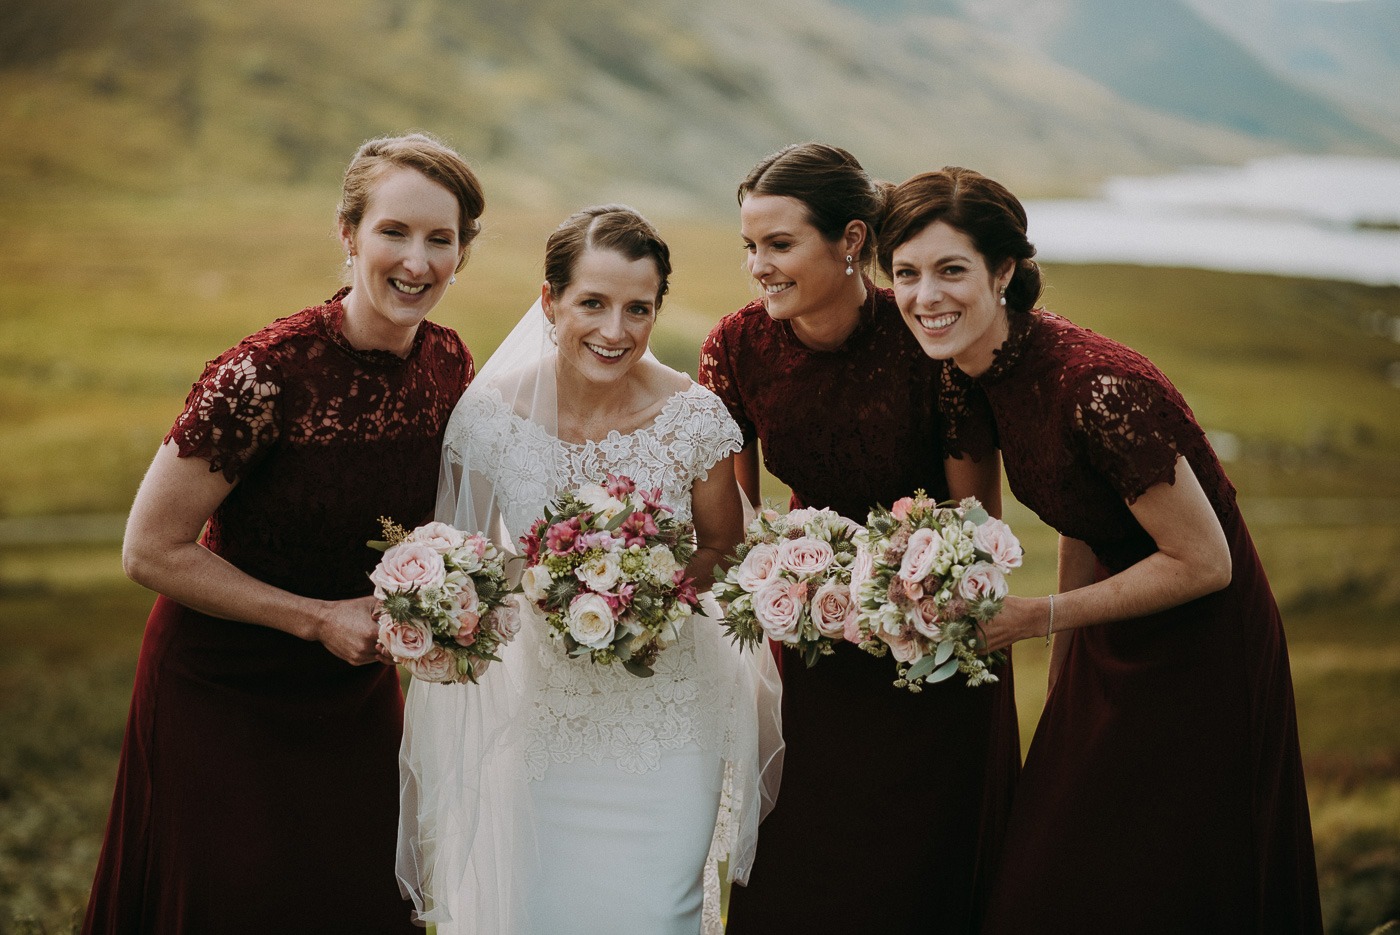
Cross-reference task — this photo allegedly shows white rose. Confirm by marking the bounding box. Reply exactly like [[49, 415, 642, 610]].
[[575, 552, 623, 592], [521, 564, 554, 602], [576, 484, 627, 520], [567, 592, 618, 649], [646, 544, 682, 581]]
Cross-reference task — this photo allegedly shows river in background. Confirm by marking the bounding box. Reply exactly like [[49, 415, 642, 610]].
[[1026, 155, 1400, 286]]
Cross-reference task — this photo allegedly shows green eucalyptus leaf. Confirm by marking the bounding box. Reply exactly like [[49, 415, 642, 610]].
[[928, 654, 961, 683], [906, 654, 938, 682], [622, 660, 655, 678], [962, 507, 989, 526], [934, 638, 956, 666]]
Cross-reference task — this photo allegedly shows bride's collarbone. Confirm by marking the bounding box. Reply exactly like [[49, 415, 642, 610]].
[[557, 368, 691, 444]]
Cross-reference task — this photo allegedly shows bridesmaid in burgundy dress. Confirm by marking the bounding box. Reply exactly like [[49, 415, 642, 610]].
[[879, 166, 1322, 933], [700, 143, 1021, 934], [83, 134, 483, 934]]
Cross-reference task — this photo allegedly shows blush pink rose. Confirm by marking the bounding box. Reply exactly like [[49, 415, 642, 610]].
[[810, 581, 856, 638], [973, 518, 1023, 572], [490, 595, 524, 642], [407, 521, 466, 554], [912, 596, 943, 639], [378, 615, 432, 661], [890, 497, 915, 521], [881, 625, 922, 664], [959, 562, 1009, 603], [777, 536, 834, 578], [897, 528, 940, 584], [752, 579, 806, 643], [735, 543, 780, 593], [370, 542, 446, 598], [849, 543, 874, 600], [406, 644, 458, 683]]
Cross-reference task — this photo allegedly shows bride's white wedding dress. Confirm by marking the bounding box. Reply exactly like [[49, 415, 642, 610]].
[[398, 364, 780, 935]]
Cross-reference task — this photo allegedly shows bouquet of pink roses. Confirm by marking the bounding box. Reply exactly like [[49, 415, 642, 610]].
[[518, 473, 700, 678], [714, 506, 864, 668], [369, 518, 521, 684], [854, 493, 1022, 692]]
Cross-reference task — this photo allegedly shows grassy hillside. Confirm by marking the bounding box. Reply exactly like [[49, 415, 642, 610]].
[[0, 0, 1336, 209], [2, 181, 1399, 930]]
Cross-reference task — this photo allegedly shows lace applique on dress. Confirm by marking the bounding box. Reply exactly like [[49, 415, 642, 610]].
[[451, 382, 743, 780]]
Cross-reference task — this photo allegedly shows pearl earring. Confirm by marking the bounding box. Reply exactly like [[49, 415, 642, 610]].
[[344, 256, 353, 267], [999, 287, 1007, 307], [449, 274, 456, 285], [845, 254, 854, 276]]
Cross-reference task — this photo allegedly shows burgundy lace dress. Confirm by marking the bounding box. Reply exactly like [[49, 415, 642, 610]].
[[942, 310, 1321, 933], [84, 290, 473, 935], [700, 285, 1021, 935]]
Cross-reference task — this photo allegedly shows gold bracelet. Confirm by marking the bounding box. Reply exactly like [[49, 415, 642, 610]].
[[1045, 593, 1055, 647]]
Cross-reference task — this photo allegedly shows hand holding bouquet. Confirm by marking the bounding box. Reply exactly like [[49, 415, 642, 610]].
[[519, 473, 699, 678], [714, 506, 864, 668], [855, 494, 1022, 691], [369, 519, 522, 684]]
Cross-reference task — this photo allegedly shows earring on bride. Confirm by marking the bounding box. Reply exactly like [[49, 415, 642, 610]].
[[845, 255, 854, 276], [546, 320, 557, 345]]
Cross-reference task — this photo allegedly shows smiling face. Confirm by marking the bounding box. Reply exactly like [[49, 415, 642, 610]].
[[890, 220, 1015, 376], [338, 165, 463, 354], [740, 194, 859, 328], [544, 246, 661, 391]]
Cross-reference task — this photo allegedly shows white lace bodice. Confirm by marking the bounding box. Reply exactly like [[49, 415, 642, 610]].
[[445, 381, 744, 779]]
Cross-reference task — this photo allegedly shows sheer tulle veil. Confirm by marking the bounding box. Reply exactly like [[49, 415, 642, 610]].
[[395, 298, 784, 931]]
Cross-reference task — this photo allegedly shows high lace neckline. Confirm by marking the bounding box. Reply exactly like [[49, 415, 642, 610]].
[[975, 308, 1041, 386], [320, 287, 428, 367], [778, 278, 878, 355]]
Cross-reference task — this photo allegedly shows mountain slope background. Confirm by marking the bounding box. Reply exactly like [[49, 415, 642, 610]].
[[1, 0, 1396, 211]]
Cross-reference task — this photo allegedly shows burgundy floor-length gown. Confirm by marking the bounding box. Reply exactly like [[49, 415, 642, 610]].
[[700, 285, 1021, 935], [941, 310, 1322, 933], [84, 290, 473, 935]]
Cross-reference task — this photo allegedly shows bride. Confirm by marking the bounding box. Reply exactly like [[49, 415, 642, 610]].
[[396, 205, 783, 934]]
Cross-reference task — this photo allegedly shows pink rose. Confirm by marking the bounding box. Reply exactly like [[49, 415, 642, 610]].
[[777, 536, 834, 578], [890, 497, 915, 521], [897, 527, 941, 584], [959, 562, 1008, 603], [370, 542, 446, 598], [407, 521, 466, 554], [378, 615, 432, 660], [489, 595, 524, 642], [973, 518, 1023, 572], [810, 581, 856, 638], [850, 543, 874, 600], [912, 596, 942, 640], [881, 624, 922, 664], [752, 579, 806, 644], [735, 543, 780, 593], [406, 644, 458, 683]]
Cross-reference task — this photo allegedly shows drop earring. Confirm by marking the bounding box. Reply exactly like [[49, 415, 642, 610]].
[[344, 255, 353, 267], [845, 254, 854, 276], [449, 275, 456, 285], [999, 287, 1007, 307]]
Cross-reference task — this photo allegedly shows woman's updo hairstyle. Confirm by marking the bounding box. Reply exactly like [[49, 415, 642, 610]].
[[337, 132, 486, 272], [544, 204, 672, 309], [878, 166, 1042, 315], [738, 142, 886, 271]]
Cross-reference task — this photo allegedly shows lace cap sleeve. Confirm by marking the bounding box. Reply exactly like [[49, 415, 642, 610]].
[[698, 323, 755, 448], [937, 361, 998, 461], [166, 346, 281, 482], [1070, 367, 1183, 504], [671, 386, 744, 485]]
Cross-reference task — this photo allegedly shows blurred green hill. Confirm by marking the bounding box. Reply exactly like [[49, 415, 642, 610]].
[[3, 0, 1396, 210]]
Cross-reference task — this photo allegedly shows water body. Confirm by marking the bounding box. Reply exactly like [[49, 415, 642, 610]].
[[1025, 156, 1400, 286]]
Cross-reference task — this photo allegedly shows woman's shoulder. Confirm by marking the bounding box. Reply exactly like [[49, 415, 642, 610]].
[[1036, 311, 1169, 386]]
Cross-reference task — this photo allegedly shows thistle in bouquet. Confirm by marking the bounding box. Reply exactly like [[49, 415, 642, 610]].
[[713, 506, 865, 668], [518, 473, 700, 678], [368, 518, 522, 684], [855, 493, 1023, 692]]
